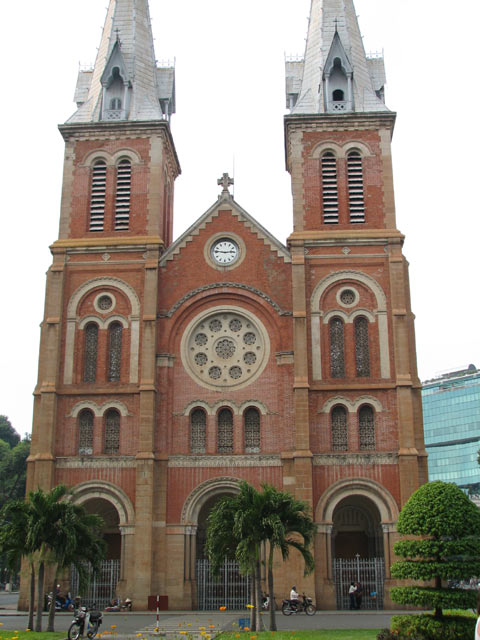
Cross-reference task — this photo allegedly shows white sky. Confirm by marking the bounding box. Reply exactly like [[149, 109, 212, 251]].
[[1, 0, 479, 435]]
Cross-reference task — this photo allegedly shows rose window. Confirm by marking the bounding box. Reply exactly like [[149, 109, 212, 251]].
[[98, 295, 113, 310], [340, 289, 356, 306], [182, 309, 269, 389]]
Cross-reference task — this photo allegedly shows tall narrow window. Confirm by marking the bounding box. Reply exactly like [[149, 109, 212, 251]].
[[217, 408, 233, 453], [321, 152, 339, 224], [115, 159, 131, 230], [78, 409, 94, 455], [104, 409, 120, 454], [329, 317, 345, 378], [108, 322, 123, 382], [354, 316, 370, 377], [89, 160, 107, 231], [244, 408, 260, 453], [83, 323, 98, 383], [359, 405, 375, 450], [347, 151, 365, 222], [191, 409, 206, 454], [331, 406, 348, 450]]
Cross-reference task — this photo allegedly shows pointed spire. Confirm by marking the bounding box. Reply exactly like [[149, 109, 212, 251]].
[[68, 0, 175, 123], [286, 0, 388, 114]]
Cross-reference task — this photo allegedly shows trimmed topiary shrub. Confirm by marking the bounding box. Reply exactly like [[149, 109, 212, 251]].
[[391, 613, 476, 640], [390, 481, 480, 618]]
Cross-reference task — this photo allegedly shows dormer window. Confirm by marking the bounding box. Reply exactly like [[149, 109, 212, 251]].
[[110, 98, 122, 110], [323, 33, 354, 112], [101, 43, 131, 121]]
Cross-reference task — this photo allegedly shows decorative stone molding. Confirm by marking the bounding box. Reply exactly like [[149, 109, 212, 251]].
[[169, 455, 282, 468], [178, 399, 269, 416], [159, 282, 292, 318], [57, 456, 136, 468], [70, 400, 130, 418], [319, 395, 384, 414], [181, 476, 241, 524], [313, 453, 397, 466], [70, 479, 135, 526], [156, 353, 175, 368]]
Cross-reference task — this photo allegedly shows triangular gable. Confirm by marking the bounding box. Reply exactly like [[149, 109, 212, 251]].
[[160, 193, 291, 266], [100, 40, 131, 88], [323, 31, 353, 78]]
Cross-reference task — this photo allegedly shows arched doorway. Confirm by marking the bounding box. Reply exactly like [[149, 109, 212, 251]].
[[182, 478, 250, 610], [332, 495, 384, 559]]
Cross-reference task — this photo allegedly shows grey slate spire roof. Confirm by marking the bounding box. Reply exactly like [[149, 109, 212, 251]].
[[286, 0, 389, 114], [67, 0, 175, 124]]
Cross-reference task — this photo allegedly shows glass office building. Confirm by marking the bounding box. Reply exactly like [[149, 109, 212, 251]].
[[422, 365, 480, 491]]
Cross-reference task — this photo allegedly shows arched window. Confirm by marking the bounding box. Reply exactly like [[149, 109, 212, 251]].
[[347, 151, 365, 223], [359, 405, 375, 450], [104, 409, 120, 454], [217, 408, 233, 454], [83, 323, 98, 383], [190, 408, 206, 454], [115, 159, 131, 230], [78, 409, 94, 455], [89, 160, 107, 231], [329, 317, 345, 378], [110, 97, 122, 110], [244, 408, 260, 453], [108, 322, 123, 382], [354, 316, 370, 377], [321, 152, 339, 224], [331, 406, 348, 450], [332, 89, 344, 101]]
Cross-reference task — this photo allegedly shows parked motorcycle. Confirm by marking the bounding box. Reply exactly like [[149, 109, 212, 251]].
[[68, 606, 103, 640], [48, 591, 75, 611], [281, 593, 316, 616], [105, 597, 132, 612]]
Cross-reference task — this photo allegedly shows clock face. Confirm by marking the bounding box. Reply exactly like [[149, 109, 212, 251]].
[[211, 238, 239, 265]]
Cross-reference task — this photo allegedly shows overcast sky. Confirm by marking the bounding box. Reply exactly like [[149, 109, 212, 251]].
[[1, 0, 479, 435]]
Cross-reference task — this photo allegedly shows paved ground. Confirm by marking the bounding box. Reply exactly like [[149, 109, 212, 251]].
[[0, 592, 394, 635]]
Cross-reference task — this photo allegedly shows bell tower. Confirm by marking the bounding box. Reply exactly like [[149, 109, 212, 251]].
[[285, 0, 427, 608]]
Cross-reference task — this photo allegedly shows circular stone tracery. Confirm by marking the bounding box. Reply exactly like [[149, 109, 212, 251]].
[[182, 308, 269, 390]]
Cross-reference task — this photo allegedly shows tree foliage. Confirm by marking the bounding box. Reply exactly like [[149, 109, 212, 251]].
[[390, 481, 480, 619], [0, 416, 30, 507], [0, 416, 20, 448]]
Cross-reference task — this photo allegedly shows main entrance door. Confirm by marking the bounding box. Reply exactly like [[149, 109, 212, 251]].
[[333, 556, 385, 610]]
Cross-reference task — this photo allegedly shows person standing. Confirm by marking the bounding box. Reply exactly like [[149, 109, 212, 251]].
[[354, 582, 363, 610], [348, 582, 356, 610]]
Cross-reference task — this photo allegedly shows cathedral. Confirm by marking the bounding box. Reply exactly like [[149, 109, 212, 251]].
[[25, 0, 427, 611]]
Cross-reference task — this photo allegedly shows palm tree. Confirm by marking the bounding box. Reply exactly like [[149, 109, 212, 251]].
[[0, 499, 36, 630], [46, 501, 105, 631]]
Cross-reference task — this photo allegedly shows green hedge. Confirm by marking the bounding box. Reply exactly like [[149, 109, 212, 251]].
[[391, 614, 476, 640], [390, 586, 478, 609]]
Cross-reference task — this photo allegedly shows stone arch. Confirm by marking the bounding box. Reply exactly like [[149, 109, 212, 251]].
[[310, 270, 390, 380], [319, 395, 383, 414], [71, 480, 135, 527], [239, 400, 268, 416], [64, 277, 140, 384], [181, 476, 241, 525], [316, 477, 398, 525]]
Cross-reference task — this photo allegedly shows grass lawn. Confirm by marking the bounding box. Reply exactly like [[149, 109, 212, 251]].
[[0, 633, 64, 640], [219, 631, 380, 640]]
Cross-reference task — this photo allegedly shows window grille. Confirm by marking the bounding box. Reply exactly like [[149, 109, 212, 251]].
[[89, 161, 107, 231], [115, 159, 131, 230], [108, 322, 123, 382], [330, 317, 345, 378], [359, 405, 375, 450], [332, 406, 348, 450], [321, 152, 339, 224], [191, 409, 206, 454], [354, 316, 370, 377], [244, 408, 260, 453], [217, 409, 233, 453], [83, 323, 98, 383], [347, 151, 365, 222], [104, 409, 120, 454], [78, 410, 94, 455]]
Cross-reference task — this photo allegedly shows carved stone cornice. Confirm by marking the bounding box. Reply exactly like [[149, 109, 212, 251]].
[[168, 454, 282, 468], [56, 456, 136, 469], [313, 453, 398, 466]]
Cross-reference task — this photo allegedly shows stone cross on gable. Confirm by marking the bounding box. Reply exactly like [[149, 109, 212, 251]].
[[217, 173, 234, 195]]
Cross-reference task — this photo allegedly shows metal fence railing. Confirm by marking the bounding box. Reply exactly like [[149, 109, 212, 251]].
[[333, 555, 385, 610]]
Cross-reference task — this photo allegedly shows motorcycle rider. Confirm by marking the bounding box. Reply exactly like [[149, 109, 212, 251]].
[[289, 586, 300, 611]]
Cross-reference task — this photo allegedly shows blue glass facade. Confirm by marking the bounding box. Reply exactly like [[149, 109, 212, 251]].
[[422, 367, 480, 488], [422, 365, 480, 488]]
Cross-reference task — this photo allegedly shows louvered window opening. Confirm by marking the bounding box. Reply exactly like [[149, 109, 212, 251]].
[[244, 408, 260, 453], [191, 409, 206, 454], [78, 410, 94, 455], [354, 316, 370, 377], [83, 323, 98, 383], [217, 409, 233, 454], [89, 161, 107, 231], [347, 152, 365, 222], [330, 317, 345, 378], [359, 406, 375, 450], [321, 153, 339, 223], [115, 160, 131, 230], [108, 323, 123, 382], [105, 409, 120, 454], [332, 406, 348, 451]]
